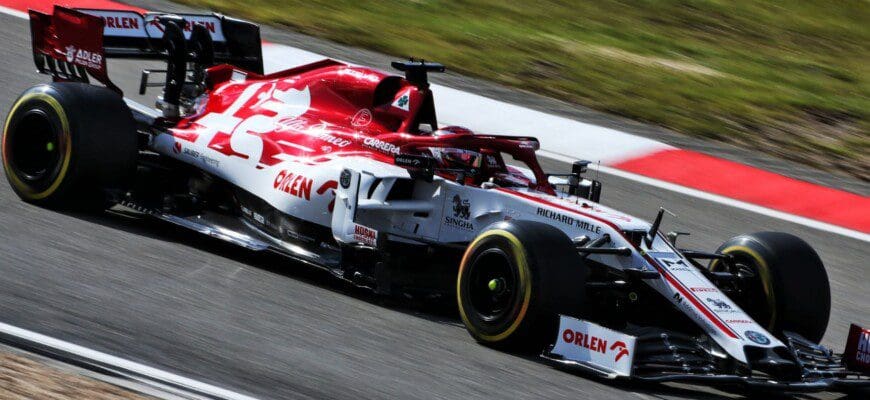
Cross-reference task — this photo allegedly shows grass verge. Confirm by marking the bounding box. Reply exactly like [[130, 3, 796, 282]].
[[0, 351, 150, 399], [178, 0, 869, 181]]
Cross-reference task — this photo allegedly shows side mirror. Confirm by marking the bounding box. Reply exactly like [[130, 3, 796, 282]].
[[574, 179, 602, 203], [572, 160, 589, 175], [548, 160, 601, 202]]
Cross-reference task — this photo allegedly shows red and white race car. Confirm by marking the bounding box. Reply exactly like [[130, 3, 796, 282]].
[[3, 6, 868, 394]]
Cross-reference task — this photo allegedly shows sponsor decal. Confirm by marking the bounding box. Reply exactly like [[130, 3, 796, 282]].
[[339, 170, 352, 189], [690, 287, 718, 293], [538, 206, 573, 225], [706, 297, 732, 310], [63, 46, 103, 69], [145, 15, 223, 40], [395, 155, 422, 167], [275, 116, 307, 132], [844, 324, 870, 372], [673, 292, 683, 304], [486, 155, 500, 168], [536, 207, 601, 234], [562, 329, 609, 354], [283, 229, 315, 243], [560, 331, 630, 362], [316, 132, 351, 148], [102, 15, 140, 30], [182, 148, 220, 168], [658, 258, 692, 272], [726, 319, 753, 324], [338, 68, 379, 81], [192, 83, 311, 166], [392, 88, 411, 111], [363, 137, 400, 155], [745, 330, 771, 345], [395, 154, 435, 170], [273, 170, 313, 200], [444, 216, 474, 230], [551, 316, 636, 376], [518, 140, 537, 150], [351, 109, 373, 127], [353, 224, 378, 247], [252, 212, 265, 224], [452, 195, 470, 219], [611, 342, 630, 362], [444, 195, 473, 231], [172, 142, 182, 154], [81, 10, 148, 38], [316, 180, 339, 212]]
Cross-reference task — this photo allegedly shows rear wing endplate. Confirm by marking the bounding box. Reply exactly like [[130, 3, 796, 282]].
[[30, 6, 263, 94]]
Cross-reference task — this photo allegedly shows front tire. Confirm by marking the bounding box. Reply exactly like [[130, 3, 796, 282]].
[[457, 220, 588, 350], [711, 232, 830, 343], [2, 83, 137, 208]]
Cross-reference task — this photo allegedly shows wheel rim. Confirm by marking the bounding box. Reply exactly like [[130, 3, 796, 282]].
[[724, 253, 775, 330], [467, 248, 519, 322], [7, 109, 63, 185]]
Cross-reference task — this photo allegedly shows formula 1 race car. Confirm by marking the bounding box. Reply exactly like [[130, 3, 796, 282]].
[[3, 6, 868, 395]]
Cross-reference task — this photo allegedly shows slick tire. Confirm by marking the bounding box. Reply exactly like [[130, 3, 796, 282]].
[[457, 220, 588, 350], [2, 83, 137, 209], [712, 232, 830, 343]]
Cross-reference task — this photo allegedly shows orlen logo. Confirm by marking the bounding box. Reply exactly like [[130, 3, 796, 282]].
[[273, 170, 313, 200], [101, 15, 140, 29], [610, 341, 630, 362], [316, 180, 338, 212], [147, 18, 217, 34], [561, 329, 630, 362]]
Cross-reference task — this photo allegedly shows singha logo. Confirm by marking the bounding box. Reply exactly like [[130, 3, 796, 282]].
[[452, 195, 470, 219], [64, 45, 76, 63], [706, 297, 731, 310]]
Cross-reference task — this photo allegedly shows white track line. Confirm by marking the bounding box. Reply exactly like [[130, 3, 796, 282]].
[[0, 321, 260, 400], [0, 4, 27, 19], [1, 6, 866, 242]]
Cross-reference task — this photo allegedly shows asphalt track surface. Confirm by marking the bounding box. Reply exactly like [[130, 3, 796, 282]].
[[0, 7, 866, 400]]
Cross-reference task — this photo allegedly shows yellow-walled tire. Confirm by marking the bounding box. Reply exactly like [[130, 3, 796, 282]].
[[711, 232, 830, 343], [457, 220, 588, 350], [2, 83, 137, 208]]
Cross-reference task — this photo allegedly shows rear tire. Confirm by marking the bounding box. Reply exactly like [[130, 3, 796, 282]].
[[711, 232, 830, 343], [457, 220, 588, 350], [2, 83, 137, 209]]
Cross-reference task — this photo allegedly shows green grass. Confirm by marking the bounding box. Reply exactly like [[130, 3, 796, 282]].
[[179, 0, 869, 181]]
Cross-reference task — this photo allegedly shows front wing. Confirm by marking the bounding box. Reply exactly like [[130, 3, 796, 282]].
[[541, 316, 870, 395]]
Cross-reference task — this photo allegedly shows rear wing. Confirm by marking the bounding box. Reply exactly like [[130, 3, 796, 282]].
[[29, 6, 262, 100]]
